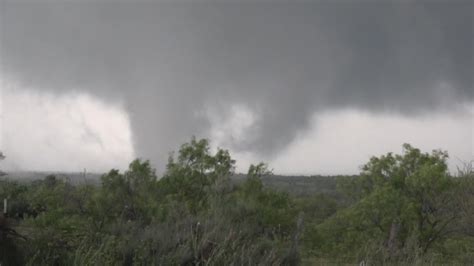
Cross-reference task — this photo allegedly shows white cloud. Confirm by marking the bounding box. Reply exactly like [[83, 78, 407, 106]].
[[268, 107, 474, 175], [198, 101, 474, 175], [205, 104, 257, 147], [0, 79, 134, 172], [469, 103, 474, 159], [1, 77, 471, 176]]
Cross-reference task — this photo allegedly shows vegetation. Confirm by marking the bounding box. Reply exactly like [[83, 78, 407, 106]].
[[0, 140, 473, 265]]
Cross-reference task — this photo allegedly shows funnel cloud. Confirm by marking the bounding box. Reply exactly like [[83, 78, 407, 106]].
[[1, 1, 472, 169]]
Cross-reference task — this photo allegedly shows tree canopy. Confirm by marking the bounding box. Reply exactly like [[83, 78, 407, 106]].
[[0, 141, 473, 265]]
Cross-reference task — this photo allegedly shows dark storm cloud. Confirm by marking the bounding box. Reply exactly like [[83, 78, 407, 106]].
[[1, 1, 472, 166]]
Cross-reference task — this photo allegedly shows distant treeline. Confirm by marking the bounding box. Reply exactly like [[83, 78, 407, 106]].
[[0, 138, 473, 265], [6, 171, 347, 196]]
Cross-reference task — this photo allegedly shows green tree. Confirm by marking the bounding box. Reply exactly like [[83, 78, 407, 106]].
[[312, 144, 458, 261], [159, 137, 235, 212], [91, 159, 158, 225], [237, 163, 296, 238], [241, 162, 271, 196]]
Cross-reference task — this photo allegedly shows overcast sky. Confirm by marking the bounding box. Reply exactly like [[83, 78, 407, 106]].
[[0, 0, 472, 174]]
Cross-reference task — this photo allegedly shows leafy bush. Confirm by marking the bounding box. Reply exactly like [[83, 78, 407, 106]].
[[1, 141, 472, 265]]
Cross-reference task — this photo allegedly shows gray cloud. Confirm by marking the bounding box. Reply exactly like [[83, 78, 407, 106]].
[[1, 1, 472, 166]]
